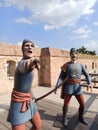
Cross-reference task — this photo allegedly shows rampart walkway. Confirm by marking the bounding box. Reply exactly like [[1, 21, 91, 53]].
[[0, 86, 98, 130]]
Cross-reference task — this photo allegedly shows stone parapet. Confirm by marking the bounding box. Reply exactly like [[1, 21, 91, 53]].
[[0, 43, 98, 93]]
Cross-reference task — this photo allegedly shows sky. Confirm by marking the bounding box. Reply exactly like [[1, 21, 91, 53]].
[[0, 0, 98, 54]]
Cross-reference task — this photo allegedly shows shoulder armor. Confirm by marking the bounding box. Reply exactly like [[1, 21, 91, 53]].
[[61, 62, 69, 72]]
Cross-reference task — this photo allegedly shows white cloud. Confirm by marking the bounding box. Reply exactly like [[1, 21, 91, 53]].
[[15, 17, 32, 24], [83, 40, 98, 54], [44, 24, 55, 31], [93, 21, 98, 26], [73, 25, 92, 38], [17, 41, 22, 45], [3, 0, 97, 30]]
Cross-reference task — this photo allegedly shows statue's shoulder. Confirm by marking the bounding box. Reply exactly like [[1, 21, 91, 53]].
[[61, 62, 70, 72]]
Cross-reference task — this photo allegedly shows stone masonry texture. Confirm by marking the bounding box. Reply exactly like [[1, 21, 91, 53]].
[[0, 43, 98, 93]]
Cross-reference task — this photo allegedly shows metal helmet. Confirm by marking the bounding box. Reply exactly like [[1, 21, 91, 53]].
[[70, 48, 77, 55], [22, 39, 34, 52]]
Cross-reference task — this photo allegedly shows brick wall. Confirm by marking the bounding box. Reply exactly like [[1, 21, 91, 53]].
[[0, 43, 98, 93]]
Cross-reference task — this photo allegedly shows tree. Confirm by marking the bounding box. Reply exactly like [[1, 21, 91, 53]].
[[77, 46, 96, 55]]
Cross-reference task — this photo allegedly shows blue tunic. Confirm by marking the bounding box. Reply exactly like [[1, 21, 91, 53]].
[[7, 59, 37, 125], [56, 61, 91, 95]]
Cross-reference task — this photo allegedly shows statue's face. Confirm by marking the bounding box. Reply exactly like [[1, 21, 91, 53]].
[[23, 42, 34, 59], [70, 52, 78, 61]]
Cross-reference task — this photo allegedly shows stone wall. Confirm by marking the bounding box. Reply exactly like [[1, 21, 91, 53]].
[[0, 43, 98, 93], [41, 48, 98, 87], [0, 43, 41, 93]]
